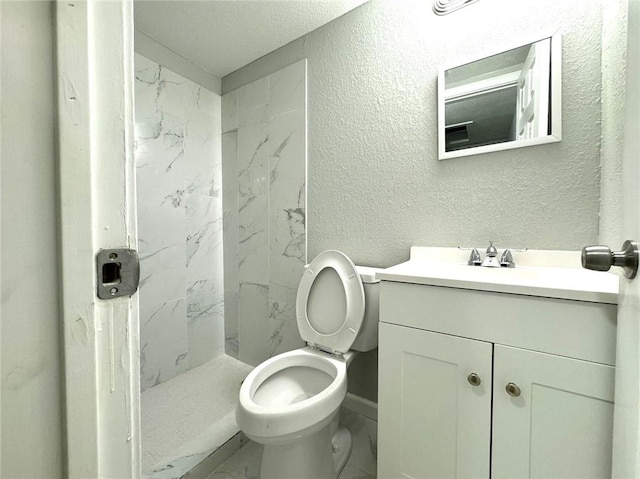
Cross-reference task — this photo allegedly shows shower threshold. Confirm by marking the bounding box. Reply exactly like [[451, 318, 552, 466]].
[[141, 354, 253, 478]]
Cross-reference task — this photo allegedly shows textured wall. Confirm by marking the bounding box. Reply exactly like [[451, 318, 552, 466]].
[[135, 54, 224, 391], [224, 0, 610, 268], [1, 2, 64, 476], [222, 60, 307, 366], [599, 0, 628, 247], [221, 0, 624, 403]]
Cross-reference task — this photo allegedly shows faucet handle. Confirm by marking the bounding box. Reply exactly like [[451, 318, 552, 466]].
[[486, 241, 498, 257], [468, 248, 482, 266], [499, 249, 515, 268], [458, 246, 483, 266]]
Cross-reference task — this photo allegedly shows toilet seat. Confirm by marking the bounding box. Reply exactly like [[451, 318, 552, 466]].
[[296, 250, 365, 354]]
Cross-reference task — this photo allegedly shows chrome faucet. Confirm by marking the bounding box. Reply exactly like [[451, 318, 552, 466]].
[[465, 242, 519, 268], [481, 242, 501, 267]]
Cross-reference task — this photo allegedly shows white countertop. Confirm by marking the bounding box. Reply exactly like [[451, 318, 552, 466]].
[[377, 247, 619, 304]]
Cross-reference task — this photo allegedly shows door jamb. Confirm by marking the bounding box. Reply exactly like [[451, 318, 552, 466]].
[[55, 1, 141, 476]]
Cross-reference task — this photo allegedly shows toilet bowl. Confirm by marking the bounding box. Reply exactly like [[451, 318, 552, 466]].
[[237, 347, 352, 444], [236, 250, 380, 479]]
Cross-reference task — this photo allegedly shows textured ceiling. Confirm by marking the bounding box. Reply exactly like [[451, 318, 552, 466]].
[[134, 0, 369, 78]]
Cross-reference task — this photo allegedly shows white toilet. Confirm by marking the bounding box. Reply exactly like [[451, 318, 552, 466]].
[[236, 250, 380, 479]]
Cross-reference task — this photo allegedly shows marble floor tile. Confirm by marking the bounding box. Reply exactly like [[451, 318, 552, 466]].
[[337, 409, 378, 479], [208, 440, 262, 479]]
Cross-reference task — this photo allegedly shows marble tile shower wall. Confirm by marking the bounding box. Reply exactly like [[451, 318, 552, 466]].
[[135, 54, 224, 391], [222, 60, 307, 365]]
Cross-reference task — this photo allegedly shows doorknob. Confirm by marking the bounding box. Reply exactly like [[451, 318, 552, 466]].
[[581, 240, 638, 279]]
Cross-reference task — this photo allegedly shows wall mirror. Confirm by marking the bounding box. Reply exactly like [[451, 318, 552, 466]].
[[438, 32, 562, 160]]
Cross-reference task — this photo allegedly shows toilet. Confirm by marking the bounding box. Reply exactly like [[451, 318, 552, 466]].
[[236, 250, 380, 479]]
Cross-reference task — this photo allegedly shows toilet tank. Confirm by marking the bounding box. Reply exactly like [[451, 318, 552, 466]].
[[352, 265, 382, 352]]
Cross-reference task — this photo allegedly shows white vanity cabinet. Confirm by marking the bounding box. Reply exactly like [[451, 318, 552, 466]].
[[377, 266, 618, 479], [491, 345, 614, 479], [378, 323, 493, 478]]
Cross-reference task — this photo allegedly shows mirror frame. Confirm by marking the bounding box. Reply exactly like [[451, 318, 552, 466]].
[[438, 31, 562, 160]]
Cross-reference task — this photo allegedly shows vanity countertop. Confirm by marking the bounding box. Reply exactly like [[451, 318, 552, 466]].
[[377, 247, 619, 304]]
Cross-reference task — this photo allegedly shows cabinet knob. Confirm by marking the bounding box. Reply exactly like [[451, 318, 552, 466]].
[[505, 382, 521, 397], [467, 373, 482, 386]]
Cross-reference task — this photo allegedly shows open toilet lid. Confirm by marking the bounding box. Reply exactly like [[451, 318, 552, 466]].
[[296, 250, 365, 354]]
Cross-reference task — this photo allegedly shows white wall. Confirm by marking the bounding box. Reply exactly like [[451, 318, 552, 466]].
[[1, 2, 64, 477], [224, 0, 614, 267]]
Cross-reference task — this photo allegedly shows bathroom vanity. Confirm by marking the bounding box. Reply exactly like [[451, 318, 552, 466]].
[[377, 247, 618, 479]]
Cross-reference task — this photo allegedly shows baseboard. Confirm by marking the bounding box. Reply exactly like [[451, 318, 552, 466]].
[[342, 392, 378, 421]]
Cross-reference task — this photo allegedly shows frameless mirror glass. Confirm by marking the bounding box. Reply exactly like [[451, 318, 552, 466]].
[[438, 33, 561, 160]]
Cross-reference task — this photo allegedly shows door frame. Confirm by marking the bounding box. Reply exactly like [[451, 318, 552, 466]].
[[56, 1, 141, 477]]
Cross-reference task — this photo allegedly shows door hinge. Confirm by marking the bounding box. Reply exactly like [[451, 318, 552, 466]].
[[96, 248, 140, 299]]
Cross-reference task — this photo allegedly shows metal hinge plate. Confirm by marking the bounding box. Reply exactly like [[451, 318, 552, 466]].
[[96, 248, 140, 299]]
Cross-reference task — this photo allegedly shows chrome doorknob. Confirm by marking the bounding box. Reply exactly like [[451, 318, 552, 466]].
[[581, 240, 638, 279]]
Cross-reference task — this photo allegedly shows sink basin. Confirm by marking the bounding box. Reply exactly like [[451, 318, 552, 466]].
[[377, 247, 619, 304]]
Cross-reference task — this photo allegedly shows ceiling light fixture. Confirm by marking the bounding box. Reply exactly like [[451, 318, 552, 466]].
[[433, 0, 479, 16]]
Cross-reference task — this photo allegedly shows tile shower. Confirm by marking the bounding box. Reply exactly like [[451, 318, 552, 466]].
[[134, 54, 225, 391], [222, 59, 308, 366], [134, 55, 309, 475]]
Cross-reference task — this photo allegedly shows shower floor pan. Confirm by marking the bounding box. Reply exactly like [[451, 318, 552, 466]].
[[141, 354, 253, 478]]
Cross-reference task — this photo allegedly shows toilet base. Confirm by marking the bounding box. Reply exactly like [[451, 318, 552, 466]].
[[332, 426, 352, 477], [260, 422, 335, 479], [259, 422, 352, 479]]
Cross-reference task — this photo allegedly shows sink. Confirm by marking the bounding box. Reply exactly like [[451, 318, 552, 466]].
[[377, 247, 619, 304]]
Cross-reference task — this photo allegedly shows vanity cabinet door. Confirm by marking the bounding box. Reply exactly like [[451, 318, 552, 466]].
[[492, 345, 615, 479], [378, 322, 492, 479]]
